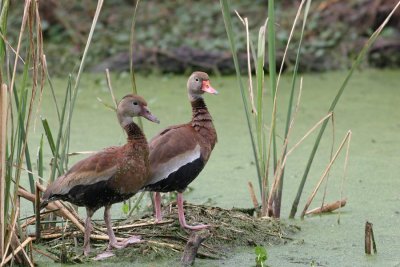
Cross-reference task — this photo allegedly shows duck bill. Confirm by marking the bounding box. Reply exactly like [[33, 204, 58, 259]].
[[141, 107, 160, 124], [202, 80, 218, 95]]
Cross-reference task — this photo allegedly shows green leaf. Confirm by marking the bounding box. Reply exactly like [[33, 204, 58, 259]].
[[255, 245, 268, 266], [122, 203, 129, 214], [41, 118, 56, 156]]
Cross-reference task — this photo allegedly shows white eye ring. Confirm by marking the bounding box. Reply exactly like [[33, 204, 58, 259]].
[[195, 78, 199, 82]]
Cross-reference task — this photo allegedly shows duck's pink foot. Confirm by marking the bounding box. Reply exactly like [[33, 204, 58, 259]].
[[107, 235, 142, 250], [94, 251, 115, 261], [83, 246, 91, 257], [154, 192, 163, 223], [177, 193, 210, 231]]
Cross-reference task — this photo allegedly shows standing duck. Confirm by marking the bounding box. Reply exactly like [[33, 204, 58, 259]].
[[144, 71, 218, 230], [41, 94, 159, 256]]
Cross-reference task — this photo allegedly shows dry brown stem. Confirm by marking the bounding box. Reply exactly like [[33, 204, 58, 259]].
[[305, 199, 347, 215], [300, 131, 352, 219], [1, 237, 33, 267], [102, 219, 174, 231], [31, 245, 59, 261], [247, 181, 259, 211], [18, 187, 113, 241], [365, 221, 377, 255]]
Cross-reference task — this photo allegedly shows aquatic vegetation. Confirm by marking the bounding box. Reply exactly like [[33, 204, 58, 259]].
[[220, 0, 400, 219], [255, 245, 268, 267]]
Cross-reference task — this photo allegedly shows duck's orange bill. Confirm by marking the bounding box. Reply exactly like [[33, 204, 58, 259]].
[[202, 80, 218, 94]]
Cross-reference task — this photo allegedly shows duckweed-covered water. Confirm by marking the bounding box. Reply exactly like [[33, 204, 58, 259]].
[[27, 69, 400, 266]]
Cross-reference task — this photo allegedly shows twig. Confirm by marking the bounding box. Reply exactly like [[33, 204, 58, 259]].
[[300, 131, 352, 219], [32, 230, 123, 242], [105, 69, 118, 109], [1, 206, 19, 265], [1, 237, 33, 267], [101, 219, 174, 231], [305, 199, 347, 215], [31, 245, 59, 261], [35, 182, 41, 241], [21, 209, 59, 229]]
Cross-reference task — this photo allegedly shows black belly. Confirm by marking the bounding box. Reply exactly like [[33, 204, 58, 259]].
[[145, 158, 205, 193], [54, 180, 134, 211]]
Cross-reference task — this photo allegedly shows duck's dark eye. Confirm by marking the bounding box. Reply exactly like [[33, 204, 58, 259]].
[[133, 102, 138, 106], [195, 78, 199, 82]]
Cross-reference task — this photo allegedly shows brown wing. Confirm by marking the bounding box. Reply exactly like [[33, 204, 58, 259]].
[[147, 124, 202, 185], [42, 146, 120, 200]]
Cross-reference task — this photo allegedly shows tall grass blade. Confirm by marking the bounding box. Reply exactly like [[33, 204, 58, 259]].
[[300, 131, 352, 219], [9, 0, 30, 101], [57, 0, 103, 176], [43, 56, 60, 122], [105, 69, 118, 109], [0, 84, 7, 258], [220, 0, 262, 190], [255, 20, 267, 178], [37, 134, 44, 181], [338, 128, 351, 224], [68, 0, 104, 125], [275, 0, 311, 217], [41, 118, 56, 156], [0, 0, 10, 72], [129, 0, 142, 129], [267, 0, 277, 171], [129, 0, 140, 93], [13, 84, 35, 195], [289, 0, 400, 218], [49, 76, 72, 181]]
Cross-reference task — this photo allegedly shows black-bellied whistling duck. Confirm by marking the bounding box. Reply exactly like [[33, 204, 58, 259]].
[[144, 71, 218, 230], [41, 94, 159, 256]]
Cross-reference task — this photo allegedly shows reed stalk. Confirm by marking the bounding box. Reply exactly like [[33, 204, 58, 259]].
[[267, 0, 277, 173], [222, 0, 400, 220], [300, 131, 352, 219], [273, 0, 311, 218], [220, 0, 262, 192], [0, 84, 7, 258], [0, 0, 105, 263], [289, 0, 400, 218], [129, 0, 142, 131]]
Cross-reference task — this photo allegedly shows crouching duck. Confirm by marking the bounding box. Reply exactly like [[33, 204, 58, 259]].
[[41, 94, 159, 256], [144, 71, 218, 230]]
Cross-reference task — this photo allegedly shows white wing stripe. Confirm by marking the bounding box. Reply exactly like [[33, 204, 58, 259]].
[[149, 144, 201, 184]]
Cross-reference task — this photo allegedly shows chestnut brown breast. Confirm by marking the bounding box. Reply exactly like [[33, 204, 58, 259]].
[[41, 123, 150, 210], [144, 98, 217, 193]]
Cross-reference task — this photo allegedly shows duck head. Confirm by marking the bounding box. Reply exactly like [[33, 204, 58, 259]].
[[117, 94, 160, 127], [187, 71, 218, 102]]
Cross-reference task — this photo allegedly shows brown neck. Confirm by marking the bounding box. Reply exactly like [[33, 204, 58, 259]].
[[191, 98, 212, 121], [124, 122, 146, 141], [191, 98, 215, 129], [190, 98, 217, 150]]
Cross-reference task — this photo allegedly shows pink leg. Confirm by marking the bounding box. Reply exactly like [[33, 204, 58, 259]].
[[154, 192, 162, 222], [104, 205, 141, 250], [83, 208, 94, 256], [177, 192, 208, 230]]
